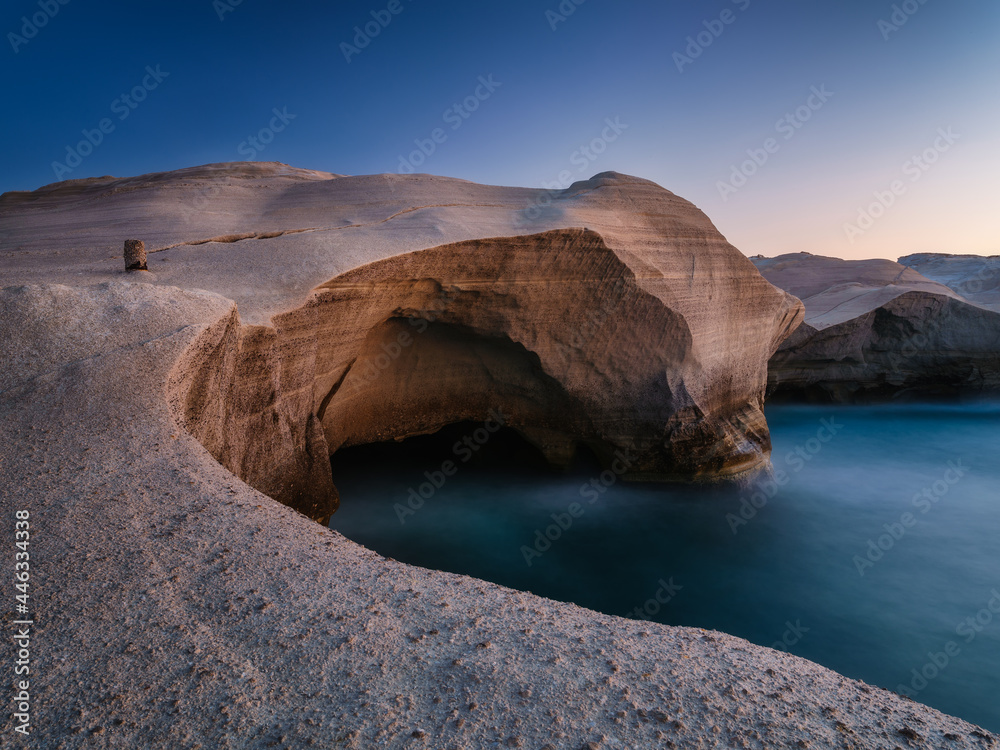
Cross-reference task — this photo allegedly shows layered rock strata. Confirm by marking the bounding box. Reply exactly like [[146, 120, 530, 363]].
[[0, 270, 995, 749], [2, 163, 996, 747], [899, 252, 1000, 312], [3, 163, 805, 520], [752, 253, 1000, 401]]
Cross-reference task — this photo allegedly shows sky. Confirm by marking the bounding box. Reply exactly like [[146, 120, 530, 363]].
[[2, 0, 998, 260]]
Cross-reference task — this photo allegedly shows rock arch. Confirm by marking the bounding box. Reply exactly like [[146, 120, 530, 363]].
[[167, 228, 786, 523]]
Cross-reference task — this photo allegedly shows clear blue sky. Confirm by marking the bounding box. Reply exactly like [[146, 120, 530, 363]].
[[2, 0, 998, 259]]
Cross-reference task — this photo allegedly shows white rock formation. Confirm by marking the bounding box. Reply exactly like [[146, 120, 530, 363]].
[[1, 164, 995, 748], [899, 252, 1000, 312], [753, 253, 1000, 401], [4, 163, 802, 519]]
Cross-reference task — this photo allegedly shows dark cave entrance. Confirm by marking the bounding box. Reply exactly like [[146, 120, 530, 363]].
[[329, 420, 605, 500]]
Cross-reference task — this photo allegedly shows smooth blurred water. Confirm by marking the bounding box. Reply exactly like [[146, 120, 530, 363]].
[[329, 403, 1000, 732]]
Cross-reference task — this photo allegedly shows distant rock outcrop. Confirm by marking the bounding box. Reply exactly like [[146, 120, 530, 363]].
[[753, 253, 1000, 401], [899, 253, 1000, 312]]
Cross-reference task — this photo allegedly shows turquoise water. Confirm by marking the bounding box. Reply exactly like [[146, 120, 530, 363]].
[[329, 403, 1000, 732]]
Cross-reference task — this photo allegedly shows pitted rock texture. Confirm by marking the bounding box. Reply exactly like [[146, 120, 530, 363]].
[[123, 238, 147, 271], [1, 278, 996, 749], [1, 163, 996, 748]]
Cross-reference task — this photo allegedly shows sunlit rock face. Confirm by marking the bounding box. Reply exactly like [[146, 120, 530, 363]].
[[753, 253, 1000, 402], [3, 163, 802, 520], [306, 227, 801, 482]]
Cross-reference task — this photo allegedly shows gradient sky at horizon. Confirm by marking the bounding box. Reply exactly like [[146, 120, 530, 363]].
[[2, 0, 998, 260]]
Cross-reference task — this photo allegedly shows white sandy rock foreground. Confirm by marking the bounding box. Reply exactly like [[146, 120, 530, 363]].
[[1, 163, 997, 748]]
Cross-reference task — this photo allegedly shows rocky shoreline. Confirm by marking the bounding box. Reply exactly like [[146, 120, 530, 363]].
[[2, 163, 997, 748], [753, 253, 1000, 402]]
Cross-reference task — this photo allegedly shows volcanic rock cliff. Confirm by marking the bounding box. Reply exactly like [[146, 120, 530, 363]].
[[899, 252, 1000, 311], [752, 253, 1000, 401], [3, 163, 802, 521], [2, 163, 996, 748]]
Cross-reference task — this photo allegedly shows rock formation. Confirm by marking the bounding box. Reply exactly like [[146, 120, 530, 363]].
[[4, 163, 801, 520], [900, 252, 1000, 311], [752, 253, 1000, 401], [2, 163, 995, 747], [123, 238, 147, 271]]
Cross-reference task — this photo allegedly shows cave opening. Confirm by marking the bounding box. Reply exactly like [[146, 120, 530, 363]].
[[319, 314, 607, 487], [329, 420, 605, 509]]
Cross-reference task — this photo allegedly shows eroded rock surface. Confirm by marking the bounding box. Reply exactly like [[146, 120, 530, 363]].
[[899, 252, 1000, 312], [1, 278, 996, 749], [4, 163, 802, 517], [303, 228, 798, 482], [752, 253, 1000, 401], [5, 163, 995, 748]]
